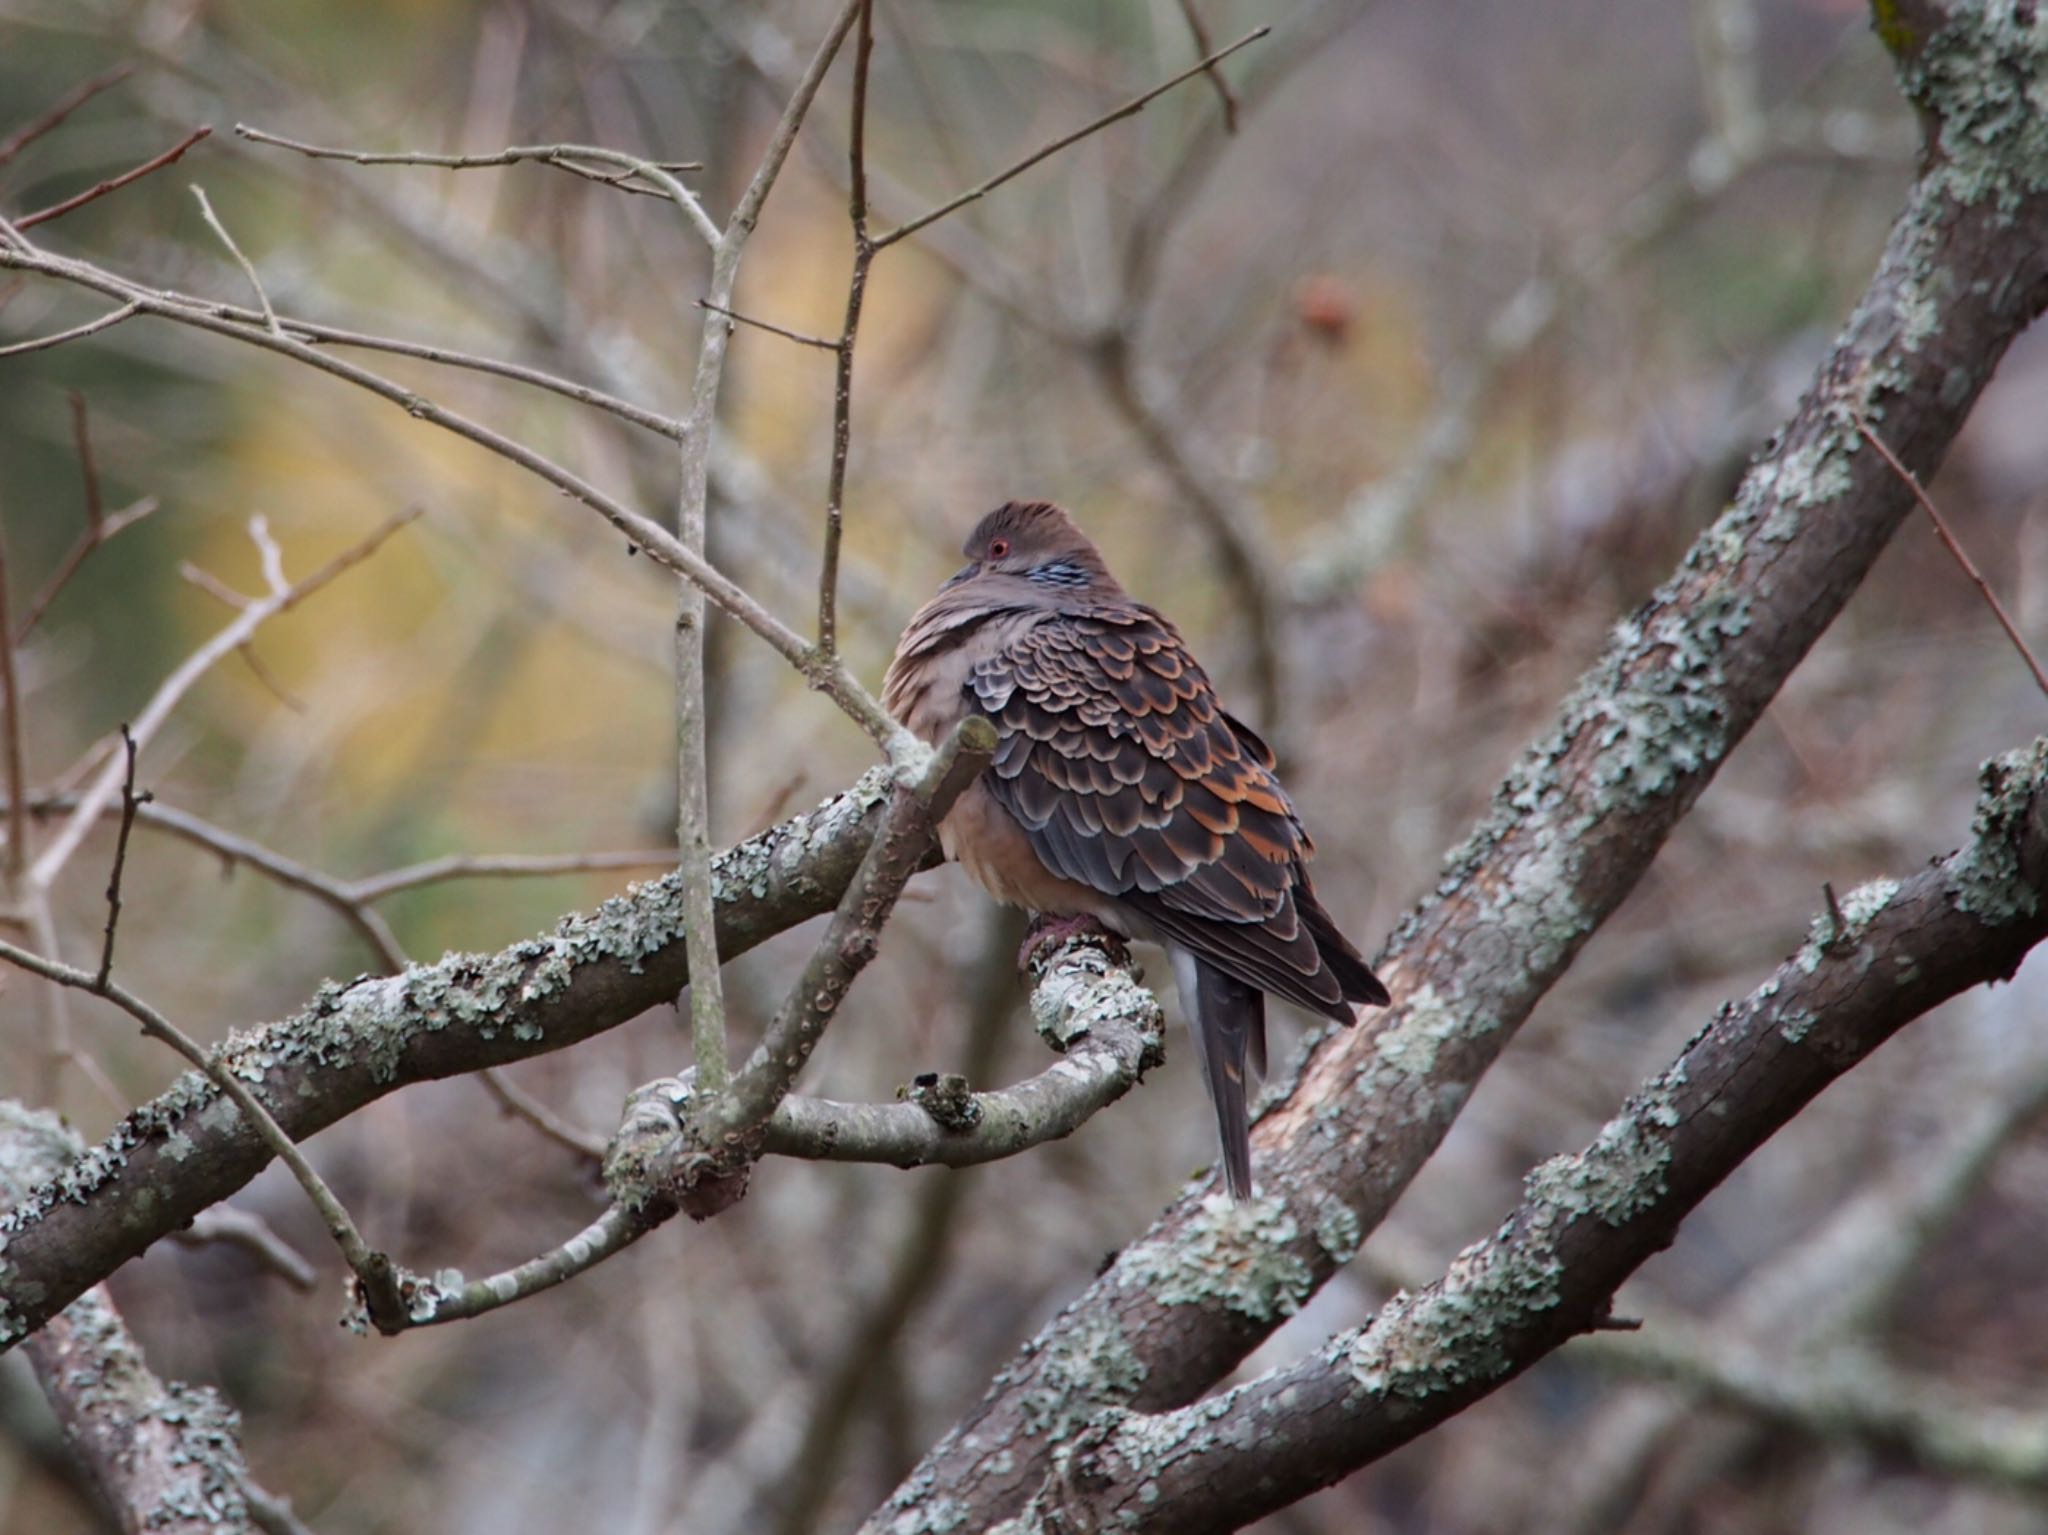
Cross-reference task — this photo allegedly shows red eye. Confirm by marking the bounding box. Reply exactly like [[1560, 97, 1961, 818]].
[[987, 537, 1010, 559]]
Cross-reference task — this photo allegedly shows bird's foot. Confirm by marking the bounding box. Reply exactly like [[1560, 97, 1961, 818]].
[[1017, 913, 1123, 977]]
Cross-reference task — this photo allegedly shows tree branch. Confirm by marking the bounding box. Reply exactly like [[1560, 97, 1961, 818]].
[[0, 769, 919, 1348], [1, 1102, 284, 1534], [1001, 736, 2048, 1531], [868, 4, 2048, 1521]]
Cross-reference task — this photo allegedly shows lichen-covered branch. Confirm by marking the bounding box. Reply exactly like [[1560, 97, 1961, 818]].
[[1, 1103, 270, 1534], [994, 739, 2048, 1532], [0, 772, 913, 1350], [1573, 1323, 2048, 1496], [712, 718, 995, 1142], [872, 4, 2048, 1523], [763, 930, 1164, 1166]]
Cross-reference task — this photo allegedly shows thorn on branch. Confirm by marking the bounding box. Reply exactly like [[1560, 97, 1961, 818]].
[[1821, 880, 1851, 953]]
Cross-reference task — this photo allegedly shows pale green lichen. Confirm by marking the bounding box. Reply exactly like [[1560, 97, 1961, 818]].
[[1522, 1083, 1679, 1230], [1370, 983, 1465, 1078], [1896, 1, 2048, 214], [0, 781, 897, 1345], [1028, 940, 1163, 1057], [1016, 1311, 1147, 1443], [1120, 1193, 1313, 1322], [1313, 1198, 1364, 1265], [1950, 740, 2048, 924], [1348, 1237, 1564, 1401]]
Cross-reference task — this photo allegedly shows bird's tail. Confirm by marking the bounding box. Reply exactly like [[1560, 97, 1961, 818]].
[[1183, 953, 1265, 1201]]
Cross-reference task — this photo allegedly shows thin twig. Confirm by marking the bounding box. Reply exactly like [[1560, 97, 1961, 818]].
[[29, 508, 420, 890], [1174, 0, 1240, 133], [1856, 416, 2048, 704], [479, 1069, 609, 1162], [872, 27, 1268, 248], [817, 0, 876, 661], [0, 65, 138, 167], [0, 936, 410, 1330], [712, 717, 994, 1142], [0, 529, 26, 883], [0, 230, 904, 748], [397, 1202, 656, 1327], [67, 392, 104, 528], [93, 726, 149, 989], [695, 298, 839, 351], [0, 300, 141, 358], [670, 0, 870, 1094], [15, 126, 212, 230], [14, 497, 157, 642], [189, 184, 281, 336], [171, 1206, 318, 1290], [353, 847, 678, 901], [232, 125, 717, 243]]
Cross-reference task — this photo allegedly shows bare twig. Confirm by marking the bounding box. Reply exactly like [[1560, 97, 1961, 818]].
[[695, 298, 839, 352], [1856, 415, 2048, 705], [479, 1069, 608, 1162], [0, 936, 410, 1330], [14, 496, 157, 642], [66, 392, 103, 528], [188, 183, 281, 336], [14, 126, 212, 231], [873, 27, 1268, 249], [0, 530, 26, 883], [1174, 0, 1240, 133], [29, 508, 419, 890], [0, 300, 141, 358], [351, 846, 677, 901], [0, 227, 905, 746], [232, 124, 717, 241], [0, 65, 138, 167], [712, 717, 995, 1143], [92, 727, 149, 989], [670, 0, 870, 1095], [170, 1205, 318, 1291], [816, 0, 877, 662], [388, 1201, 657, 1328]]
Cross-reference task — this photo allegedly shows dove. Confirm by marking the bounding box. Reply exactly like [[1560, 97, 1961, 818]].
[[883, 501, 1387, 1198]]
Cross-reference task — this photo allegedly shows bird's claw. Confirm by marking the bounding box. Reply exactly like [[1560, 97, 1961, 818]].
[[1017, 913, 1123, 977]]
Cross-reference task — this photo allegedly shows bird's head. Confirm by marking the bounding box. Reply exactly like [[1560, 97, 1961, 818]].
[[942, 501, 1121, 601]]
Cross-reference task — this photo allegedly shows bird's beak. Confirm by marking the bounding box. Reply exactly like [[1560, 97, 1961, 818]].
[[941, 561, 978, 589]]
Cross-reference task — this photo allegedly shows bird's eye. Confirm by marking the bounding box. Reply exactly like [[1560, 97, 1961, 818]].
[[987, 537, 1011, 559]]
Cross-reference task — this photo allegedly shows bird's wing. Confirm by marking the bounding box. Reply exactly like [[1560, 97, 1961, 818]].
[[967, 607, 1362, 1020]]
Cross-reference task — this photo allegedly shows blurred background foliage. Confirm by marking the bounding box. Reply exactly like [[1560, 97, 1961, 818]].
[[2, 0, 2046, 1531]]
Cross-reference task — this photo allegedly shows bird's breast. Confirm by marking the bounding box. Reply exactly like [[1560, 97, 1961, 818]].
[[941, 781, 1128, 929]]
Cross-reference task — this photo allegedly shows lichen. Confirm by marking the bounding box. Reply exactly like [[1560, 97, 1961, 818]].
[[1313, 1198, 1364, 1264], [1016, 1311, 1147, 1443], [1028, 939, 1163, 1058], [1523, 1079, 1680, 1229], [0, 779, 899, 1343], [1894, 2, 2048, 214], [1950, 739, 2048, 924], [1348, 1238, 1564, 1401], [1120, 1194, 1313, 1321]]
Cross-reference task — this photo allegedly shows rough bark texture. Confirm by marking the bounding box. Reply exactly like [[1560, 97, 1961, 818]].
[[1000, 741, 2048, 1532], [866, 5, 2048, 1527], [0, 772, 907, 1349], [2, 1104, 257, 1534]]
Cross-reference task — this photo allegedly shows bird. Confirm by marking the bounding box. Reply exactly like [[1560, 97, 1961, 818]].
[[883, 500, 1388, 1199]]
